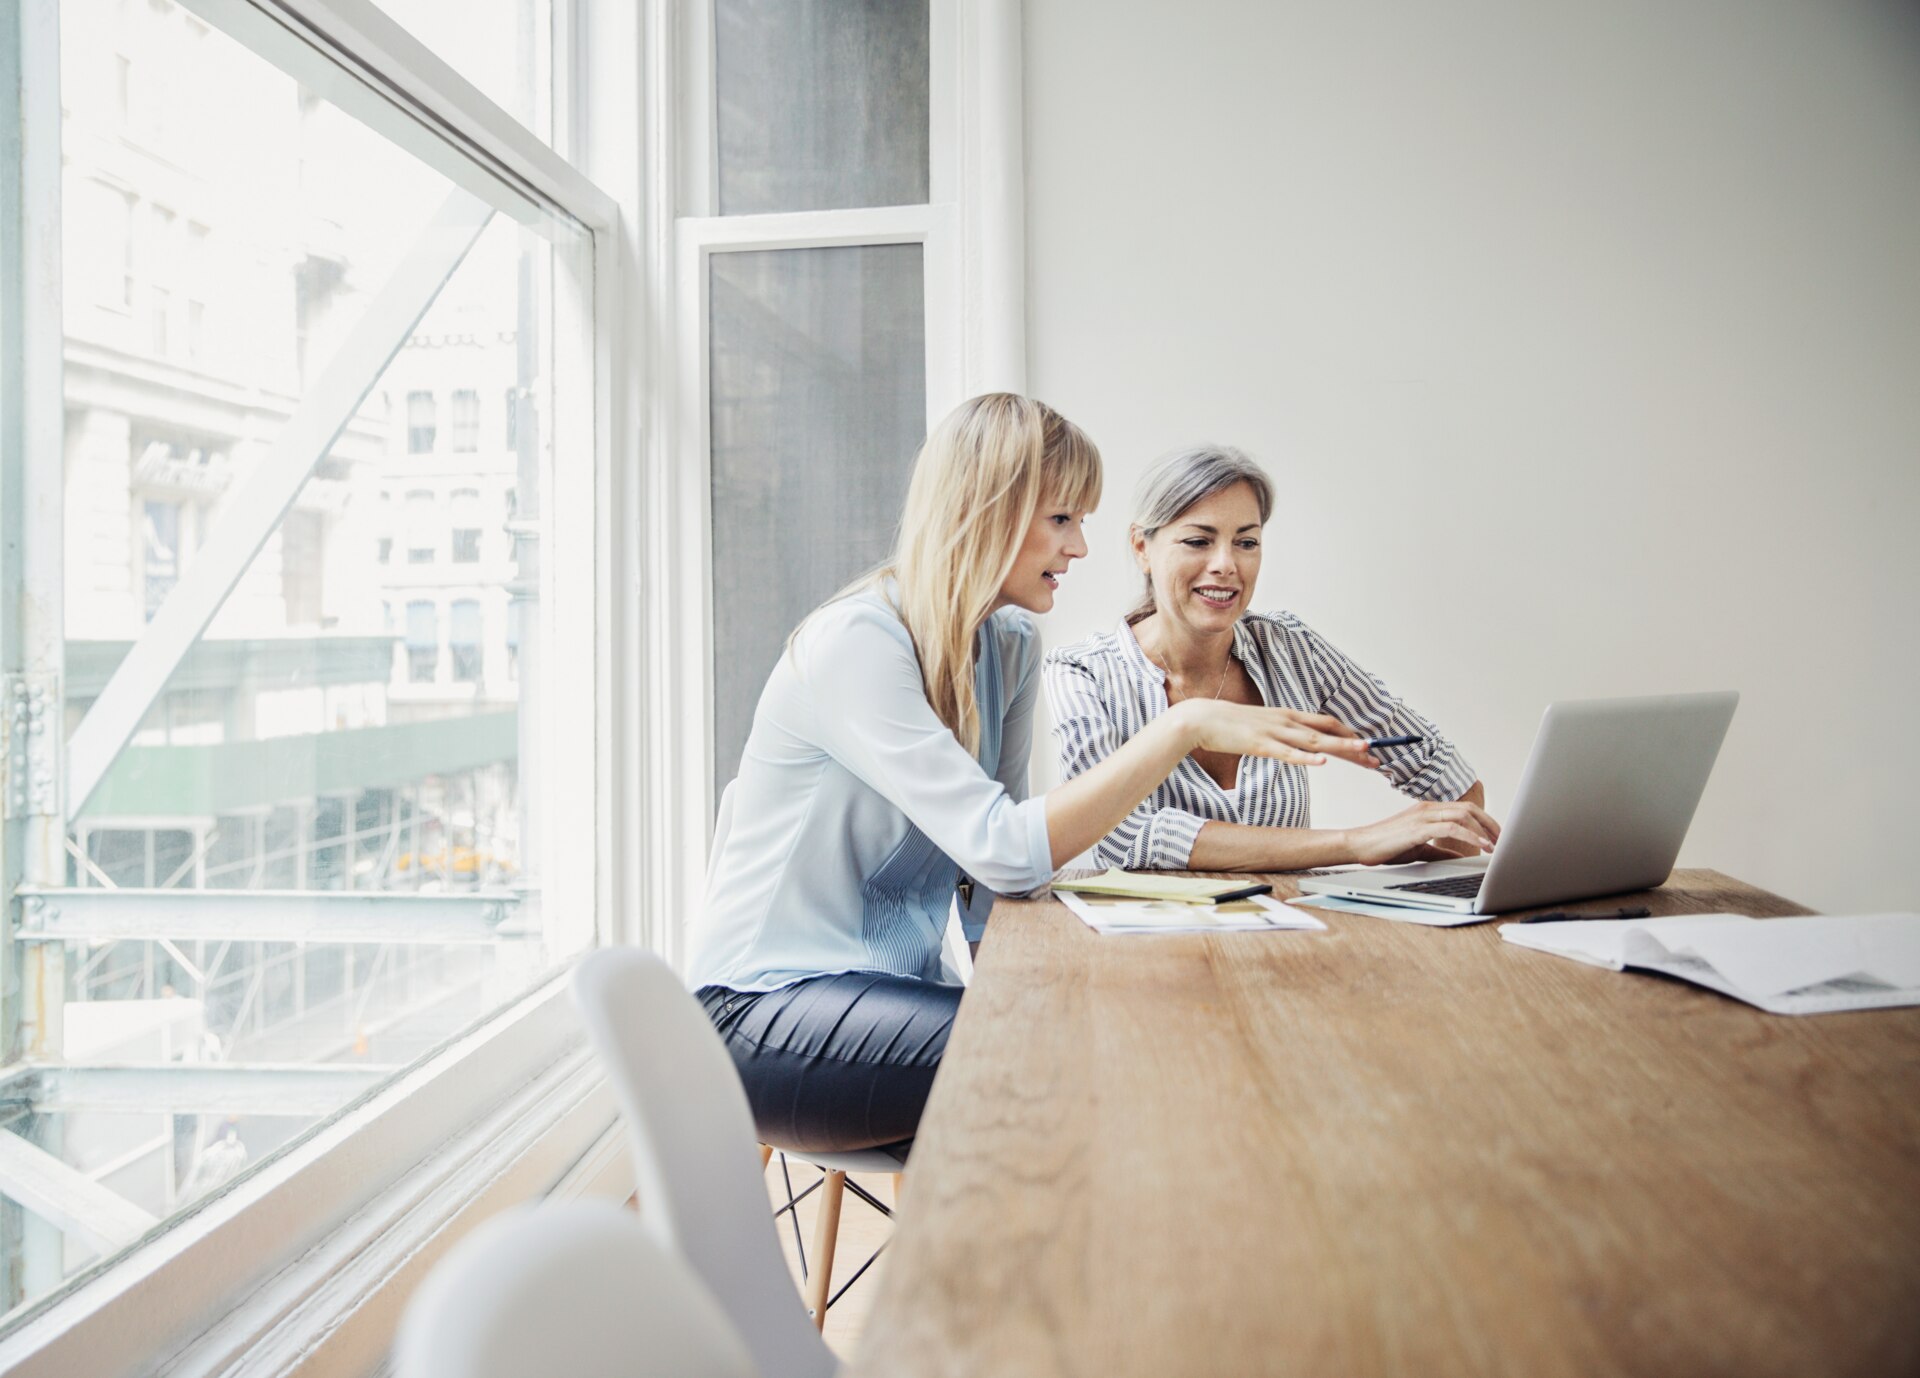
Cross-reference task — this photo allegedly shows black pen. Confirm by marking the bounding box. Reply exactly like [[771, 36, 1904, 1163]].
[[1366, 733, 1424, 749], [1203, 882, 1273, 905]]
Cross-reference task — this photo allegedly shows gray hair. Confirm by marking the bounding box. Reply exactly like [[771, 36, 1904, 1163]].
[[1128, 444, 1275, 621]]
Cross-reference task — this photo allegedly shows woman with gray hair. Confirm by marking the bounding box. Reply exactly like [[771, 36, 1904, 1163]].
[[1043, 444, 1499, 871]]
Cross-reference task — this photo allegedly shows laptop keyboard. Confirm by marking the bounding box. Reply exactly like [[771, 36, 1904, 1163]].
[[1385, 873, 1485, 899]]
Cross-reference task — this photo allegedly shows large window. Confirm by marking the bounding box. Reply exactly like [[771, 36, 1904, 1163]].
[[451, 389, 481, 453], [450, 487, 484, 563], [684, 0, 957, 792], [645, 0, 1026, 969], [450, 599, 485, 683], [406, 600, 440, 683], [406, 390, 437, 454], [140, 499, 181, 619], [714, 0, 929, 215], [404, 488, 438, 564], [707, 244, 926, 784], [0, 0, 609, 1343], [2, 0, 1011, 1360]]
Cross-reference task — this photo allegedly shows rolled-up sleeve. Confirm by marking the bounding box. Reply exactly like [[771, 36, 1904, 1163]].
[[794, 606, 1055, 897], [1043, 653, 1208, 871], [1291, 616, 1478, 802]]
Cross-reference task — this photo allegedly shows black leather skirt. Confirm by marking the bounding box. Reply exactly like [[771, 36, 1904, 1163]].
[[697, 970, 965, 1164]]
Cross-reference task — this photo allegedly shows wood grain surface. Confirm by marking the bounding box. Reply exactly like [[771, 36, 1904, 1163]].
[[852, 871, 1920, 1378]]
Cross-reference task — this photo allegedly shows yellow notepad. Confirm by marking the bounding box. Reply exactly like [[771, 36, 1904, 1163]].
[[1054, 869, 1259, 905]]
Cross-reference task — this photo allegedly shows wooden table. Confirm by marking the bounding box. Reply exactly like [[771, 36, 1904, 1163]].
[[854, 871, 1920, 1378]]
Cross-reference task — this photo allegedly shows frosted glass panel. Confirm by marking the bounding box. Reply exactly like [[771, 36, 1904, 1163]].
[[715, 0, 929, 214], [709, 244, 926, 786]]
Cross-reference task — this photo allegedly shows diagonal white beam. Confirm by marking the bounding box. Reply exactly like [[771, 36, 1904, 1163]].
[[65, 188, 495, 820], [0, 1128, 160, 1256], [177, 0, 615, 234]]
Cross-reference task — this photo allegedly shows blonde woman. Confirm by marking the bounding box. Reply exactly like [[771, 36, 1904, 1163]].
[[686, 397, 1380, 1160], [1046, 444, 1499, 874]]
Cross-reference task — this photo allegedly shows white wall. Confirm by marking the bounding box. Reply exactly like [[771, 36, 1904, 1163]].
[[1023, 0, 1920, 913]]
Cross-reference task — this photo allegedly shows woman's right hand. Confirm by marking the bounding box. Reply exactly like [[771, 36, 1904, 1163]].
[[1342, 798, 1502, 866], [1174, 700, 1379, 769]]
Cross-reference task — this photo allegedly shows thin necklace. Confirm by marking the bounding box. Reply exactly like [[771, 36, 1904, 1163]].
[[1156, 650, 1233, 705]]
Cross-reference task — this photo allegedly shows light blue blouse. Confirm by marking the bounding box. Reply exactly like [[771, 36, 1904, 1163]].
[[685, 588, 1054, 993]]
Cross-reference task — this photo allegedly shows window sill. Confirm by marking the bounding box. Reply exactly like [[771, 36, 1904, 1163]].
[[0, 970, 627, 1378]]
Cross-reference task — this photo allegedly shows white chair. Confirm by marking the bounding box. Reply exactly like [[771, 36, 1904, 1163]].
[[758, 1143, 901, 1332], [572, 949, 840, 1378], [393, 1199, 756, 1378]]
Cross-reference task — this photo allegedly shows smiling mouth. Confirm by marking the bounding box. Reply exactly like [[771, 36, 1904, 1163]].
[[1194, 587, 1238, 606], [1042, 571, 1062, 589]]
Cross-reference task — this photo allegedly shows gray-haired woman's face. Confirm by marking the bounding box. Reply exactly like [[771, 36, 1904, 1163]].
[[1132, 479, 1265, 638]]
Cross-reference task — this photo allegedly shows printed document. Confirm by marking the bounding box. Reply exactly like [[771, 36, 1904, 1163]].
[[1500, 913, 1920, 1014], [1059, 889, 1325, 936]]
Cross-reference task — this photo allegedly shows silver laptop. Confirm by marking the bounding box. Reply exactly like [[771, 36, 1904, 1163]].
[[1298, 691, 1738, 916]]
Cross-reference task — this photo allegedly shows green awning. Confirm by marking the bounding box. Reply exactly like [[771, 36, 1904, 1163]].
[[66, 636, 400, 700], [81, 710, 518, 819]]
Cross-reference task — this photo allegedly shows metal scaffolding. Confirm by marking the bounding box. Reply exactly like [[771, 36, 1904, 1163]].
[[0, 0, 551, 1317]]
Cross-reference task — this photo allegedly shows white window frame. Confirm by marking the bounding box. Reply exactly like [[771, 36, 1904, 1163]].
[[0, 0, 645, 1368], [650, 0, 1029, 965]]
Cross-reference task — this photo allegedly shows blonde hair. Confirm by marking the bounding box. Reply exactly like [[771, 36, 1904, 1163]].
[[825, 393, 1101, 755]]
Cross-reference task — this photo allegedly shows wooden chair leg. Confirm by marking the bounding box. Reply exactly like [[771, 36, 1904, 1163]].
[[759, 1143, 774, 1172], [803, 1168, 846, 1329]]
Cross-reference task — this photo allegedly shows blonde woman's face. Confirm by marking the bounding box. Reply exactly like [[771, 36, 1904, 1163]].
[[1134, 479, 1264, 638], [995, 499, 1091, 614]]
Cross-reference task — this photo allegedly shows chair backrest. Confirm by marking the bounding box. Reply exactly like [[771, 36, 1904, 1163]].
[[394, 1199, 757, 1378], [572, 949, 838, 1378]]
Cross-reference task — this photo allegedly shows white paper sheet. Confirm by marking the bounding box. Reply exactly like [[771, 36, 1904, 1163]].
[[1499, 913, 1920, 1015], [1059, 890, 1325, 936], [1284, 893, 1493, 927]]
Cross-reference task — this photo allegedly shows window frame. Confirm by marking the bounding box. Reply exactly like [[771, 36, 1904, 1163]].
[[449, 596, 484, 682], [0, 975, 619, 1377], [0, 0, 641, 1365], [449, 386, 481, 452], [403, 485, 438, 563], [405, 387, 437, 453], [653, 0, 1028, 965], [449, 485, 484, 563], [404, 597, 440, 682]]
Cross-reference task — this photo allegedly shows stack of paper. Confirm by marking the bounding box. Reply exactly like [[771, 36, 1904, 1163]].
[[1056, 870, 1265, 903], [1500, 913, 1920, 1014], [1057, 889, 1325, 936]]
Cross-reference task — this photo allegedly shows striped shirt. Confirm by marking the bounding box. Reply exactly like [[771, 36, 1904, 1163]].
[[1044, 611, 1477, 870]]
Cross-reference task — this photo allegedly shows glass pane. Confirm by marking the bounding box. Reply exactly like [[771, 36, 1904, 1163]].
[[715, 0, 930, 215], [450, 390, 481, 452], [22, 0, 592, 1323], [373, 0, 553, 143], [708, 244, 926, 786], [407, 392, 437, 453]]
